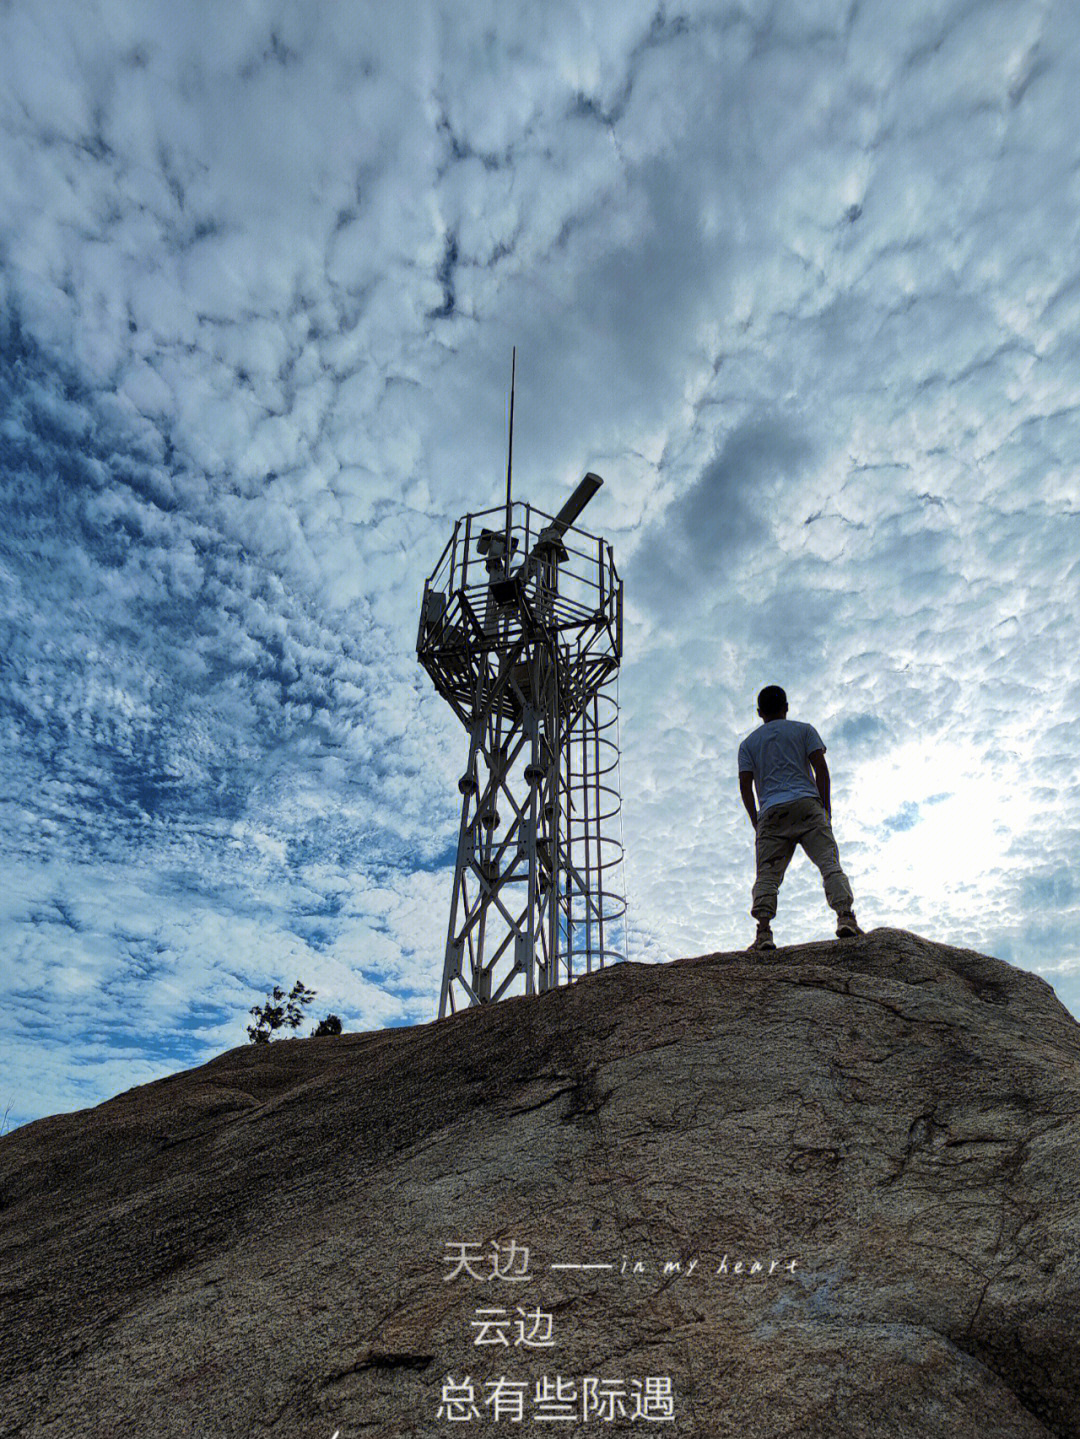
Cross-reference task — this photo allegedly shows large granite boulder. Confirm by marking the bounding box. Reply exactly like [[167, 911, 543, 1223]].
[[2, 928, 1079, 1437]]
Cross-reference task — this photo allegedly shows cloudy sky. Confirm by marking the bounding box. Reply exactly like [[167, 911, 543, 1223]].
[[2, 0, 1078, 1132]]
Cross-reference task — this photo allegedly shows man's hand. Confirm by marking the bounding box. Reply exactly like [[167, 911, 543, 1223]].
[[808, 749, 831, 816], [739, 771, 758, 830]]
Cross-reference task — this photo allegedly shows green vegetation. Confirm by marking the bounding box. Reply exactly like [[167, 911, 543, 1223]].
[[247, 980, 343, 1043]]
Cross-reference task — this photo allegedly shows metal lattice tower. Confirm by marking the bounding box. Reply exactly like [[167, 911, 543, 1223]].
[[418, 473, 625, 1017]]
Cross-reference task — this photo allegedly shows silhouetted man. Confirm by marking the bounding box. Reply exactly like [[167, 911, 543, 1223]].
[[738, 685, 861, 951]]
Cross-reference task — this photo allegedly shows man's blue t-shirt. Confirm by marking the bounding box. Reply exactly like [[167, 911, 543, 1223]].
[[738, 718, 825, 815]]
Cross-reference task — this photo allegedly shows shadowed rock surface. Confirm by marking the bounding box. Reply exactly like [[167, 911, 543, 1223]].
[[2, 928, 1080, 1438]]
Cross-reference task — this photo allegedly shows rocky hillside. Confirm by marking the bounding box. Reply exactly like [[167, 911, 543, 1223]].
[[2, 928, 1079, 1438]]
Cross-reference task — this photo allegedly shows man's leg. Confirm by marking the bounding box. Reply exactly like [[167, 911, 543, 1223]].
[[751, 806, 798, 923], [796, 800, 855, 916]]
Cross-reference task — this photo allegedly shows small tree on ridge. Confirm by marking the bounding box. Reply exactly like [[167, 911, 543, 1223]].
[[247, 980, 316, 1043]]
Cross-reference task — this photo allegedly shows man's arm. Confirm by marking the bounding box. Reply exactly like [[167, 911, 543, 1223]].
[[739, 771, 758, 828], [808, 749, 831, 816]]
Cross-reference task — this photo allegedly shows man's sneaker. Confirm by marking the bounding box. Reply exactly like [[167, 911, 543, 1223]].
[[836, 912, 862, 938], [748, 923, 776, 952]]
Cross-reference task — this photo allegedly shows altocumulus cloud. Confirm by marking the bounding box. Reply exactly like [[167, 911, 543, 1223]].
[[1, 0, 1078, 1129]]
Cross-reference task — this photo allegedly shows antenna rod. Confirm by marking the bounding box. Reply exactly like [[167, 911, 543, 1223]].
[[504, 346, 516, 566]]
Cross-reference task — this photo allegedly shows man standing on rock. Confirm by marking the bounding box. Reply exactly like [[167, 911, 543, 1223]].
[[738, 685, 861, 951]]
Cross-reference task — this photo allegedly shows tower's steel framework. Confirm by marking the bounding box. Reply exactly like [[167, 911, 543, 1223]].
[[418, 478, 624, 1017]]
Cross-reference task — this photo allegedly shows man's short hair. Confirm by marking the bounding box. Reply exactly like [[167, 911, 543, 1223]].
[[757, 685, 788, 718]]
